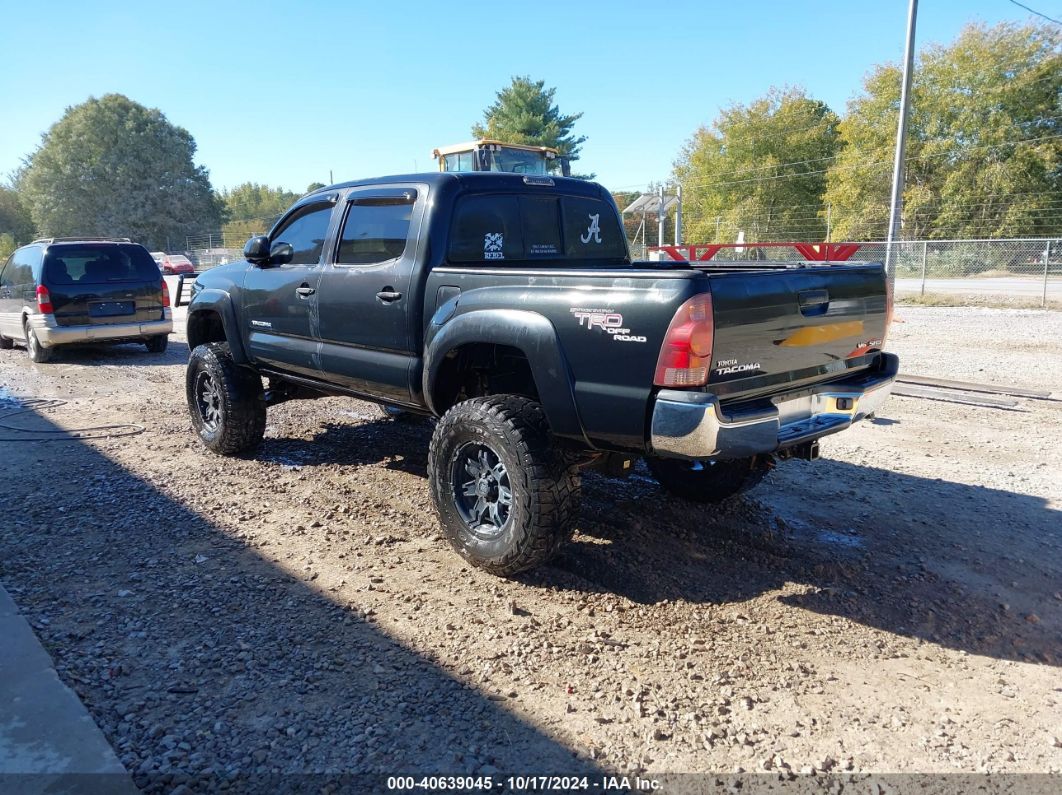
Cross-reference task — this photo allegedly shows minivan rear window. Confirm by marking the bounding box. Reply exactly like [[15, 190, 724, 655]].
[[44, 245, 160, 284], [449, 194, 628, 263]]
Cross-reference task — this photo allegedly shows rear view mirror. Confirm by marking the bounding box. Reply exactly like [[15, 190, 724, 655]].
[[244, 236, 270, 262], [269, 242, 294, 266]]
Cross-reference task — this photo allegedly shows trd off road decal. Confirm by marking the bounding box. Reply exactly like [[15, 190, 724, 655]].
[[580, 214, 602, 244], [484, 232, 504, 260], [570, 307, 646, 343]]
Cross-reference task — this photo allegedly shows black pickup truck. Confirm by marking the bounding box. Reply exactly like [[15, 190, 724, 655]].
[[184, 172, 897, 575]]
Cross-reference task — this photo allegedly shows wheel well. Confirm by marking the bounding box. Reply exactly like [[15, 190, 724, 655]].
[[187, 310, 227, 351], [432, 343, 539, 415]]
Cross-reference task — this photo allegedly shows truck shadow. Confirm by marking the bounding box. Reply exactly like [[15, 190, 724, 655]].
[[0, 401, 598, 790], [281, 413, 1060, 667], [544, 460, 1061, 667]]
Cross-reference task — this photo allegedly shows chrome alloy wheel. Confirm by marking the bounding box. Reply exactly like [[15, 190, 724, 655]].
[[452, 443, 513, 538], [195, 370, 223, 432]]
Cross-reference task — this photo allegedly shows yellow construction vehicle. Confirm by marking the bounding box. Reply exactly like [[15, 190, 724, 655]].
[[433, 139, 571, 177]]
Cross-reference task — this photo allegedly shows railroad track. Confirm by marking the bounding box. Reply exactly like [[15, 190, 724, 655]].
[[892, 374, 1057, 409]]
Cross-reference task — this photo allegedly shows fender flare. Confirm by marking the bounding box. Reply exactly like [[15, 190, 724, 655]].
[[422, 309, 586, 442], [186, 289, 250, 364]]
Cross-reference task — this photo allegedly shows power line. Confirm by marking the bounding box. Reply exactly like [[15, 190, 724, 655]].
[[1004, 0, 1062, 25]]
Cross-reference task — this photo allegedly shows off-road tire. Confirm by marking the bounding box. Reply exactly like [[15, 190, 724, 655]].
[[145, 335, 168, 354], [25, 324, 54, 363], [186, 342, 266, 456], [647, 455, 767, 503], [428, 395, 580, 576]]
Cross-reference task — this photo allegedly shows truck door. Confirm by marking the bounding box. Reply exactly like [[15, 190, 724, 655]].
[[242, 199, 337, 378], [314, 185, 425, 402]]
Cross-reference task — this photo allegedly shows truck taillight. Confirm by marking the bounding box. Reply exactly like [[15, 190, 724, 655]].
[[654, 293, 714, 387], [36, 285, 54, 314], [161, 278, 170, 308]]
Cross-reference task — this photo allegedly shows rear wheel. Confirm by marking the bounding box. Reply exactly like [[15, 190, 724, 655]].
[[25, 324, 54, 363], [647, 455, 768, 503], [0, 333, 12, 350], [144, 335, 168, 354], [428, 395, 580, 576], [186, 342, 266, 455]]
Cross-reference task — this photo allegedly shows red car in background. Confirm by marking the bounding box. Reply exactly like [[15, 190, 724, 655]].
[[150, 252, 196, 275]]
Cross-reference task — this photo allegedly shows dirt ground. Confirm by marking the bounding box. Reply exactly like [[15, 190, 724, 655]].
[[1, 307, 1060, 793]]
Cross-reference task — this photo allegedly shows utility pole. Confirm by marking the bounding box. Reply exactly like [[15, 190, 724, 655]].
[[657, 186, 665, 247], [674, 186, 683, 246], [884, 0, 918, 283]]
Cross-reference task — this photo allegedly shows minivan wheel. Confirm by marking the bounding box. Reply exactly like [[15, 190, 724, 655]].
[[186, 342, 266, 456], [428, 395, 580, 577], [646, 455, 768, 503], [25, 325, 54, 363], [144, 335, 168, 354]]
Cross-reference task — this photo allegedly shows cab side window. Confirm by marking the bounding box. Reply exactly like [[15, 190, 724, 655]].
[[336, 193, 416, 266], [272, 203, 334, 266]]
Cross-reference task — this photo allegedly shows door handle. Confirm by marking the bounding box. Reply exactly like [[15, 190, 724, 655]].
[[295, 286, 316, 298], [376, 289, 403, 303]]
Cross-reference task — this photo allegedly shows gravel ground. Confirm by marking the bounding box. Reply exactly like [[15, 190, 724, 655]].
[[0, 306, 1060, 793]]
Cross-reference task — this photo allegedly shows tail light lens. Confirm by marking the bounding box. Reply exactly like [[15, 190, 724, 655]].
[[161, 278, 171, 308], [654, 293, 714, 387], [36, 285, 54, 314]]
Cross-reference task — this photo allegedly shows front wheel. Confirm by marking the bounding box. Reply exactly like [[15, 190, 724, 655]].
[[186, 342, 266, 456], [0, 333, 12, 350], [647, 455, 768, 503], [428, 395, 580, 577]]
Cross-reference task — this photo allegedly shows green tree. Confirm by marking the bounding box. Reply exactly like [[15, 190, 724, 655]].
[[306, 182, 326, 192], [0, 233, 16, 262], [825, 21, 1062, 240], [217, 182, 299, 245], [674, 87, 841, 243], [0, 186, 35, 244], [20, 94, 221, 250], [473, 76, 588, 166]]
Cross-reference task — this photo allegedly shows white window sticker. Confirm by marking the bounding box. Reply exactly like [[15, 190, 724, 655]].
[[580, 213, 602, 244], [484, 232, 504, 260]]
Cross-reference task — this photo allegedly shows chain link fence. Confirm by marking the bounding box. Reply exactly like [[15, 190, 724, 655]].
[[172, 230, 1060, 307], [640, 237, 1061, 307]]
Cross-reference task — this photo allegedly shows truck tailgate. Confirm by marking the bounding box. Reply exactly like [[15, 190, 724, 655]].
[[703, 264, 889, 400]]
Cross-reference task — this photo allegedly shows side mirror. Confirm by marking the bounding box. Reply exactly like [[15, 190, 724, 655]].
[[269, 242, 294, 266], [244, 235, 270, 262]]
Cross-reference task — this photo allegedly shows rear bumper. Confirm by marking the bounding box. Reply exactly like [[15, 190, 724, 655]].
[[650, 353, 899, 461], [29, 312, 172, 347]]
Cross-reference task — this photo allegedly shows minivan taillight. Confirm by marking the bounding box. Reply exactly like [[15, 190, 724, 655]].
[[161, 278, 170, 308], [654, 293, 714, 387], [36, 285, 54, 314]]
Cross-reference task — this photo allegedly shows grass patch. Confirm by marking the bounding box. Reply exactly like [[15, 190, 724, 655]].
[[897, 291, 1062, 310]]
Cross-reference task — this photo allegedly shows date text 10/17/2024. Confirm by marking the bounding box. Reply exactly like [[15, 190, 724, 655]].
[[386, 775, 661, 791]]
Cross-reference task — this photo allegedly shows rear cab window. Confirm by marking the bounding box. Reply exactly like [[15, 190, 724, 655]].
[[336, 190, 417, 265], [449, 193, 628, 264], [44, 245, 160, 285]]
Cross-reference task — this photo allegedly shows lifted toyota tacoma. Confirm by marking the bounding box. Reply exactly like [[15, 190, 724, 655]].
[[184, 173, 897, 575]]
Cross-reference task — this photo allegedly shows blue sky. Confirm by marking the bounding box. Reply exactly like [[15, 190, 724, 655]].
[[0, 0, 1053, 193]]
